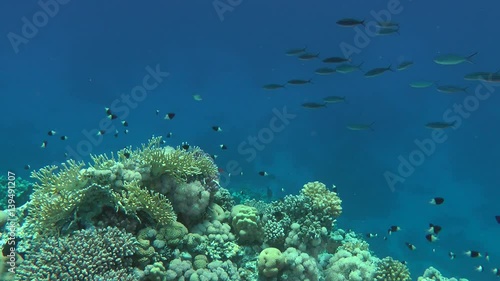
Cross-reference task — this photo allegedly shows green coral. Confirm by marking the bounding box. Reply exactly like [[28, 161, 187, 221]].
[[137, 137, 218, 183], [27, 160, 90, 235], [113, 179, 176, 226], [375, 257, 411, 281]]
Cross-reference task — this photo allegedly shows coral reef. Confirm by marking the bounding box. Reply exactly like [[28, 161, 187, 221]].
[[0, 137, 468, 280]]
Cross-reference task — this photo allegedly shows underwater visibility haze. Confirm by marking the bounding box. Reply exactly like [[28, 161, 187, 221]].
[[0, 0, 500, 280]]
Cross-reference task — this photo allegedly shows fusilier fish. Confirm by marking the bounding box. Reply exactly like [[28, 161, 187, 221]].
[[425, 122, 456, 129], [433, 52, 478, 65], [364, 65, 392, 77]]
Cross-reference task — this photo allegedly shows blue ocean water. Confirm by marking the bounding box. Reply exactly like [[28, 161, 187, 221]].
[[1, 0, 499, 280]]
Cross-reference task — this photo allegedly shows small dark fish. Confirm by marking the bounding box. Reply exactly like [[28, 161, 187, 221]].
[[298, 53, 320, 60], [121, 121, 128, 127], [425, 234, 438, 242], [493, 268, 499, 276], [285, 47, 307, 56], [427, 223, 442, 235], [219, 144, 227, 150], [426, 122, 455, 129], [322, 56, 350, 63], [124, 129, 129, 134], [266, 186, 273, 198], [48, 130, 56, 136], [263, 84, 286, 90], [496, 215, 500, 224], [485, 252, 490, 262], [405, 242, 416, 251], [181, 142, 190, 150], [258, 171, 268, 176], [429, 197, 445, 205], [155, 109, 160, 115], [160, 140, 166, 145], [166, 132, 173, 138], [105, 107, 112, 115], [366, 233, 378, 238], [449, 252, 456, 260], [464, 250, 481, 258], [164, 113, 176, 120], [388, 225, 401, 234], [41, 140, 47, 148], [212, 126, 222, 132], [24, 164, 31, 170], [364, 65, 392, 77], [336, 18, 364, 27], [114, 129, 119, 138], [211, 154, 218, 160], [97, 130, 106, 136], [123, 152, 131, 159], [475, 266, 484, 272], [107, 114, 118, 120], [287, 79, 312, 85], [302, 102, 327, 109], [60, 136, 68, 141]]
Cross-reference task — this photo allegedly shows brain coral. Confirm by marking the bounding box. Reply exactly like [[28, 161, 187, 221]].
[[300, 181, 342, 218]]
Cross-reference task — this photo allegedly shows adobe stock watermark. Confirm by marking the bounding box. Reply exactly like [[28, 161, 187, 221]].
[[340, 0, 405, 58], [213, 0, 242, 22], [384, 81, 499, 192], [64, 64, 169, 161], [218, 106, 297, 187], [7, 0, 71, 54]]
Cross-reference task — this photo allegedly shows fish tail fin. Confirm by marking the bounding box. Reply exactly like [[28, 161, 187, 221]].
[[357, 62, 364, 71], [467, 52, 478, 63], [388, 64, 394, 72], [308, 79, 313, 84], [343, 96, 348, 104], [451, 121, 457, 128], [369, 121, 375, 131]]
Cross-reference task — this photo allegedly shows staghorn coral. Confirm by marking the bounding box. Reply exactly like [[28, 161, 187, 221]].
[[137, 137, 219, 185], [301, 181, 342, 218], [113, 179, 176, 226], [374, 257, 411, 281], [16, 226, 138, 280], [27, 160, 89, 235]]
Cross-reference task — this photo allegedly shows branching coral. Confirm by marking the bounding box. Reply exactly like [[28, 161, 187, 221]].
[[16, 226, 138, 280], [27, 160, 89, 235], [374, 257, 411, 281], [300, 181, 342, 218], [137, 137, 219, 184], [113, 179, 176, 226]]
